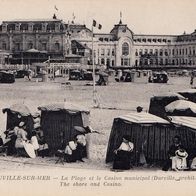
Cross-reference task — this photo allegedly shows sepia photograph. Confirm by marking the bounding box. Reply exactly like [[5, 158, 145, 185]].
[[0, 0, 196, 195]]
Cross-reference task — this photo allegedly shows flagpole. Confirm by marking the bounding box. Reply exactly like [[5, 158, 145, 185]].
[[92, 24, 96, 106]]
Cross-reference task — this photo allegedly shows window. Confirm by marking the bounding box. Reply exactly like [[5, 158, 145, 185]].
[[55, 42, 60, 51], [122, 42, 129, 56], [135, 60, 138, 66], [144, 49, 148, 55], [135, 49, 138, 56], [106, 59, 110, 67], [159, 49, 163, 56], [150, 49, 153, 55], [139, 49, 143, 55], [144, 59, 148, 65], [189, 47, 192, 55], [112, 60, 114, 66], [155, 49, 158, 56], [42, 43, 47, 51], [101, 49, 105, 56], [107, 49, 110, 56], [112, 49, 115, 56], [28, 42, 33, 49], [2, 43, 6, 50], [15, 43, 20, 51], [101, 58, 105, 65], [160, 58, 163, 65], [165, 49, 168, 56], [123, 58, 130, 66], [185, 48, 188, 55]]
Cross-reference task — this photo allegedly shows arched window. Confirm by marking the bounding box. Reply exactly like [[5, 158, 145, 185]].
[[55, 42, 60, 51], [2, 43, 6, 50], [135, 60, 138, 66], [122, 42, 129, 56], [101, 58, 105, 65], [28, 42, 33, 49], [106, 59, 110, 67], [135, 49, 138, 56]]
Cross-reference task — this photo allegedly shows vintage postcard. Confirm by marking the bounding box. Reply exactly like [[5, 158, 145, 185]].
[[0, 0, 196, 195]]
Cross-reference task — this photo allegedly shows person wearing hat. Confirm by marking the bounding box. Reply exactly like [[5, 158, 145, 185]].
[[15, 122, 28, 156], [136, 106, 143, 113], [30, 131, 39, 155], [3, 126, 18, 155], [73, 126, 88, 162], [112, 135, 134, 170], [64, 137, 78, 163], [171, 149, 188, 171], [162, 135, 185, 171], [38, 137, 49, 158]]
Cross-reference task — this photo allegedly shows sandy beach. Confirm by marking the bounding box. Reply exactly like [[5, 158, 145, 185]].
[[0, 76, 192, 171]]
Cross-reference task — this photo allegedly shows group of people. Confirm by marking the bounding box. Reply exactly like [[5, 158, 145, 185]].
[[56, 126, 90, 163], [111, 134, 196, 172], [1, 115, 196, 172], [0, 118, 49, 158], [162, 135, 196, 171]]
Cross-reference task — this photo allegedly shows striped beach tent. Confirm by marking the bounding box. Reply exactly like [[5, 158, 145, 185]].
[[106, 112, 196, 166], [38, 102, 90, 152]]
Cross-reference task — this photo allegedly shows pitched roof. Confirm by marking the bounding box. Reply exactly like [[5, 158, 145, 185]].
[[38, 102, 89, 114], [169, 116, 196, 130], [118, 112, 169, 124], [3, 104, 31, 116]]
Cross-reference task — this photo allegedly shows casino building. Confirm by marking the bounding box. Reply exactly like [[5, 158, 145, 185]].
[[0, 15, 196, 69]]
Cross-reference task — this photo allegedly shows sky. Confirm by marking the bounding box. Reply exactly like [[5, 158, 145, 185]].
[[0, 0, 196, 35]]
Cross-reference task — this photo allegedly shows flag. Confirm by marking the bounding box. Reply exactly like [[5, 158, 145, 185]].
[[72, 13, 76, 24], [72, 13, 76, 20], [93, 20, 102, 30], [54, 5, 58, 11]]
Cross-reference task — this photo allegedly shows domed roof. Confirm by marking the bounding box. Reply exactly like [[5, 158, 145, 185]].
[[110, 20, 134, 40]]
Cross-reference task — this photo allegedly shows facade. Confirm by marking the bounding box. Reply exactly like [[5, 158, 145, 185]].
[[0, 16, 196, 68]]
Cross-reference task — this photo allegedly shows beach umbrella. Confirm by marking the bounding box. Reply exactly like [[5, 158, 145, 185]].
[[74, 126, 86, 134], [165, 100, 196, 116]]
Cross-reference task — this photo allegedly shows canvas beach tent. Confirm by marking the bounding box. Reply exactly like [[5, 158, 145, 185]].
[[2, 104, 34, 135], [168, 116, 196, 157], [106, 112, 174, 165], [165, 100, 196, 117], [178, 89, 196, 103], [148, 92, 186, 118], [38, 102, 90, 152]]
